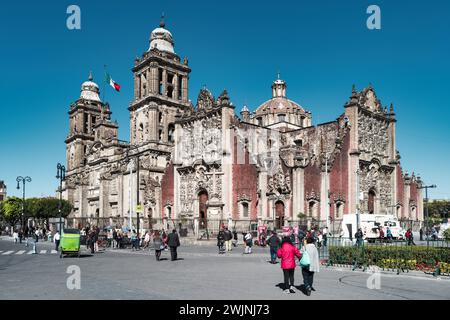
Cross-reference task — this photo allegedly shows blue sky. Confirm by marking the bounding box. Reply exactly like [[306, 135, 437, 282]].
[[0, 0, 449, 199]]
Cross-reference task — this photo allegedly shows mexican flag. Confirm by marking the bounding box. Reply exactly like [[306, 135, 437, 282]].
[[105, 73, 121, 92]]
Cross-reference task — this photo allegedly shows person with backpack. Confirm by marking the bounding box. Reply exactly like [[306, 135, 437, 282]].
[[268, 231, 281, 264], [277, 236, 301, 294], [297, 228, 306, 249], [300, 237, 320, 296]]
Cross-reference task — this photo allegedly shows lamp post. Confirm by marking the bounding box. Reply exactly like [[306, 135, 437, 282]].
[[125, 144, 141, 240], [16, 176, 32, 233], [56, 164, 66, 232], [418, 184, 437, 247]]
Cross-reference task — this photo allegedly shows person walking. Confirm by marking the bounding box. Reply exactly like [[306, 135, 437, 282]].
[[217, 229, 225, 254], [167, 229, 180, 261], [300, 237, 320, 296], [244, 232, 253, 254], [18, 229, 23, 244], [88, 229, 95, 254], [268, 231, 281, 264], [13, 230, 18, 244], [224, 227, 233, 252], [112, 228, 118, 249], [419, 228, 424, 241], [32, 229, 39, 254], [131, 230, 139, 251], [162, 231, 168, 250], [54, 231, 61, 252], [143, 231, 151, 250], [378, 227, 385, 243], [406, 229, 416, 246], [322, 227, 328, 247], [93, 226, 99, 252], [277, 236, 301, 294], [386, 227, 393, 243], [297, 227, 306, 249], [153, 231, 163, 261], [232, 230, 238, 247], [355, 228, 364, 247]]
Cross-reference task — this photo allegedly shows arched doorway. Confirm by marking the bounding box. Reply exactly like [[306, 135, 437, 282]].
[[275, 200, 285, 230], [198, 190, 209, 229], [368, 189, 376, 214]]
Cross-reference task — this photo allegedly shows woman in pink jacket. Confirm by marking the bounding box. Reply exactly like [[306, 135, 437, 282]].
[[277, 236, 301, 294]]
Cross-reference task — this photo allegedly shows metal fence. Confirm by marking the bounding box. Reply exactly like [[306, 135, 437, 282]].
[[316, 236, 450, 275]]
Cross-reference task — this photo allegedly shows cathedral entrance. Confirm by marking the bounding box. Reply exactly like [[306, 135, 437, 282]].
[[368, 190, 376, 214], [275, 201, 285, 230], [198, 190, 209, 229]]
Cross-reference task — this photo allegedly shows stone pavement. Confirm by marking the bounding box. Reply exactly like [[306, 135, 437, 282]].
[[0, 238, 449, 300]]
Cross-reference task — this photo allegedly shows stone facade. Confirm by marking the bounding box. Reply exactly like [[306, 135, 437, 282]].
[[0, 181, 6, 201], [63, 20, 423, 231]]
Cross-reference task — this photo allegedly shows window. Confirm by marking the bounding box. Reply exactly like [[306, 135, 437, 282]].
[[278, 114, 286, 122], [257, 117, 263, 126], [168, 124, 175, 143], [158, 68, 163, 94], [178, 76, 183, 100], [167, 86, 174, 98], [242, 202, 249, 218]]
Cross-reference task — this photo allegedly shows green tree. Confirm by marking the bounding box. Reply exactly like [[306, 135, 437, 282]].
[[27, 197, 73, 219], [0, 197, 23, 227], [428, 200, 450, 220]]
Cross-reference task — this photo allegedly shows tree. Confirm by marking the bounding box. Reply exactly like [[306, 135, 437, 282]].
[[0, 197, 23, 227], [428, 200, 450, 220], [27, 197, 73, 220]]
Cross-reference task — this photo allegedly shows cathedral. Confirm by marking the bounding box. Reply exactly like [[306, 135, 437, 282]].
[[63, 18, 423, 233]]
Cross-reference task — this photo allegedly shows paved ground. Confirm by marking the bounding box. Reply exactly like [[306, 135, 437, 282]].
[[0, 238, 449, 300]]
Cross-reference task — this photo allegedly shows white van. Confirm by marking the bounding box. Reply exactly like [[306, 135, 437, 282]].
[[341, 214, 405, 241]]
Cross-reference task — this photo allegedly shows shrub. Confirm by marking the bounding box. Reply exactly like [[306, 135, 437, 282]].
[[328, 246, 450, 271]]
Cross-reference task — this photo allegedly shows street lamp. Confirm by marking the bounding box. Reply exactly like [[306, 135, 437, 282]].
[[125, 145, 141, 239], [56, 163, 66, 232], [16, 176, 32, 232], [418, 184, 436, 246]]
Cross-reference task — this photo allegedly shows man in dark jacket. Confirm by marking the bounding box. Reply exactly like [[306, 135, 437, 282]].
[[217, 229, 225, 254], [167, 229, 180, 261], [223, 227, 232, 252], [267, 231, 281, 264], [355, 229, 364, 247]]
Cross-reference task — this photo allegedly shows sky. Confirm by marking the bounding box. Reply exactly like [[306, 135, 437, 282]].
[[0, 0, 449, 200]]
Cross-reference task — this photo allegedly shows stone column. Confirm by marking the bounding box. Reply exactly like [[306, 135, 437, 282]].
[[150, 63, 158, 93], [148, 103, 158, 142], [181, 75, 188, 103], [292, 167, 305, 220], [146, 68, 151, 96], [134, 73, 140, 100], [404, 176, 411, 219], [162, 69, 168, 97], [222, 106, 234, 218], [173, 74, 179, 100], [259, 171, 268, 220]]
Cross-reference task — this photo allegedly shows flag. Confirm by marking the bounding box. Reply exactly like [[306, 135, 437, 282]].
[[105, 73, 121, 92]]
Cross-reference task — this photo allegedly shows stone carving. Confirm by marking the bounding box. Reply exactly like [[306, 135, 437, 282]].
[[358, 113, 389, 157], [267, 162, 291, 195], [196, 88, 216, 111], [359, 161, 393, 213], [144, 176, 160, 206]]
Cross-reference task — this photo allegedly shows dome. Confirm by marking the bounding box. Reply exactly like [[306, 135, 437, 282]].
[[254, 77, 306, 115], [255, 97, 306, 115], [80, 72, 101, 102], [149, 17, 175, 53]]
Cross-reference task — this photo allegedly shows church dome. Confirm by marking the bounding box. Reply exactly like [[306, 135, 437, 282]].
[[149, 16, 175, 54], [254, 77, 306, 115], [80, 72, 101, 102]]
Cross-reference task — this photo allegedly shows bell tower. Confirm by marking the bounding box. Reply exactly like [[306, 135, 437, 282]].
[[129, 16, 191, 146], [65, 73, 109, 171]]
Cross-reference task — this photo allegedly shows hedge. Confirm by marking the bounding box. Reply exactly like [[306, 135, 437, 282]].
[[328, 246, 450, 272]]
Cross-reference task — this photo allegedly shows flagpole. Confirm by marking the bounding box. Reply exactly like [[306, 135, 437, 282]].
[[102, 64, 107, 103]]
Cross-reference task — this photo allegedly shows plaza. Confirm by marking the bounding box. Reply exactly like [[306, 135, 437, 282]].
[[0, 237, 449, 300]]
